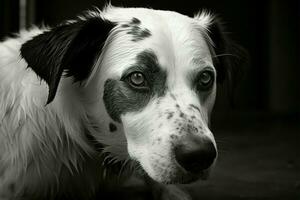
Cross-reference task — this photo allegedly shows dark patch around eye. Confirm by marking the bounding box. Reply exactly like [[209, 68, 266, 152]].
[[103, 79, 151, 122], [103, 50, 167, 122], [133, 50, 167, 96]]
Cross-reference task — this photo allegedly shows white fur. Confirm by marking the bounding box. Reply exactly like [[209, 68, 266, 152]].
[[0, 5, 217, 198]]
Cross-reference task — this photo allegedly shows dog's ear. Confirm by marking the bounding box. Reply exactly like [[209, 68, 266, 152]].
[[206, 18, 248, 104], [21, 16, 115, 104]]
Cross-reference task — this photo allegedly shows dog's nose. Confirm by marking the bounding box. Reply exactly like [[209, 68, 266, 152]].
[[174, 135, 216, 173]]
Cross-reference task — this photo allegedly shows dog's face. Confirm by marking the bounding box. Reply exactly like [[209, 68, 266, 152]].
[[21, 6, 246, 184], [99, 9, 218, 183]]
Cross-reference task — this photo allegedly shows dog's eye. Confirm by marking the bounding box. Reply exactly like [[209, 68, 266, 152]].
[[129, 72, 146, 87], [197, 70, 214, 91]]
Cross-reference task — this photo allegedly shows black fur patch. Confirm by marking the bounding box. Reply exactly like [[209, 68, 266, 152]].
[[21, 16, 115, 104], [130, 17, 141, 25], [129, 28, 151, 42], [122, 17, 151, 42], [205, 18, 247, 83], [103, 50, 166, 122], [205, 18, 248, 104]]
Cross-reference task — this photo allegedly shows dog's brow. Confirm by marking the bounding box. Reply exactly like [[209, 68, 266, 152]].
[[135, 49, 161, 72], [192, 57, 207, 66]]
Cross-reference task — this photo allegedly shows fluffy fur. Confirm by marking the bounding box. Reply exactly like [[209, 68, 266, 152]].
[[0, 5, 245, 199]]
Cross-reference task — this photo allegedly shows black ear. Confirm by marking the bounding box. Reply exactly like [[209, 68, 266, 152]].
[[207, 18, 248, 101], [21, 15, 115, 104]]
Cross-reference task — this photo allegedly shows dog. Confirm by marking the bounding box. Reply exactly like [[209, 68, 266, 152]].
[[0, 4, 246, 200]]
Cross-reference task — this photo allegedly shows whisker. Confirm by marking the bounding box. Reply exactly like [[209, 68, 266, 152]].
[[211, 53, 237, 58]]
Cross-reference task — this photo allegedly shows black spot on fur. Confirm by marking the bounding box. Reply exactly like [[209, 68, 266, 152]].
[[170, 134, 178, 140], [122, 17, 151, 42], [130, 17, 141, 25], [121, 24, 130, 28], [128, 27, 151, 42], [109, 123, 117, 132], [121, 17, 140, 28], [179, 112, 186, 118], [103, 50, 167, 122], [187, 124, 198, 134], [21, 16, 115, 104], [167, 112, 174, 119]]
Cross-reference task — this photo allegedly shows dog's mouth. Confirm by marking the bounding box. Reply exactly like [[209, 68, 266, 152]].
[[150, 169, 211, 185], [131, 158, 212, 185]]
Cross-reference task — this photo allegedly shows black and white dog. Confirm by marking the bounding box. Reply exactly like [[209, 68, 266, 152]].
[[0, 5, 245, 199]]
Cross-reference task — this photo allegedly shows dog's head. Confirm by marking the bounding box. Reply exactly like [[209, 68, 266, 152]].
[[21, 6, 246, 184]]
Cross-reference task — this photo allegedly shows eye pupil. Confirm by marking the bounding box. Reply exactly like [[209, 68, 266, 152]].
[[197, 70, 214, 91], [200, 72, 211, 85], [130, 72, 145, 86]]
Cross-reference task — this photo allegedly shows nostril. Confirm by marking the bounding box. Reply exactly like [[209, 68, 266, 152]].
[[174, 138, 216, 173]]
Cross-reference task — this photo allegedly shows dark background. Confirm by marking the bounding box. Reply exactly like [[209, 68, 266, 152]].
[[1, 0, 299, 199]]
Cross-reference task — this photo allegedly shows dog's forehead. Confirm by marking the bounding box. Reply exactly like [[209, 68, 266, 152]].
[[101, 7, 213, 77]]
